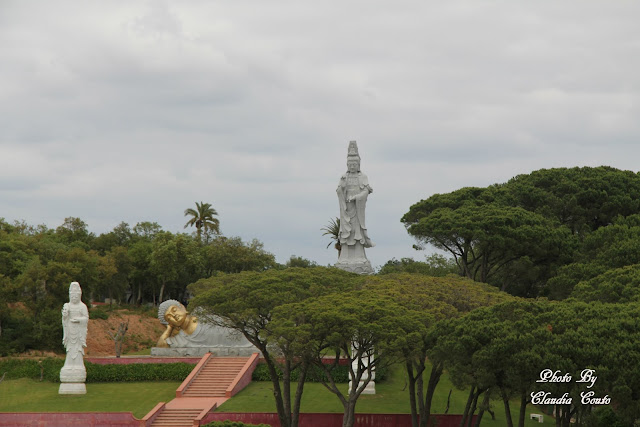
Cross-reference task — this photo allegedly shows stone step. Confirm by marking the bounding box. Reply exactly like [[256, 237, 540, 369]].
[[182, 356, 251, 397], [151, 409, 202, 427], [205, 364, 245, 367], [197, 372, 240, 376], [186, 386, 228, 390], [182, 394, 225, 397]]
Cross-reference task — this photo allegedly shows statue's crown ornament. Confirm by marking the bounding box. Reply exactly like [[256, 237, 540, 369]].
[[69, 281, 81, 294], [347, 140, 360, 162]]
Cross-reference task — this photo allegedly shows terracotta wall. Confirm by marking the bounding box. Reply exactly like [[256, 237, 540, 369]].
[[86, 357, 200, 365], [201, 412, 475, 427], [0, 412, 139, 427]]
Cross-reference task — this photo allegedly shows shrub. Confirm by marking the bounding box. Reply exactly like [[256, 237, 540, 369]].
[[251, 362, 386, 383], [89, 308, 109, 320], [0, 358, 195, 383], [85, 362, 194, 382]]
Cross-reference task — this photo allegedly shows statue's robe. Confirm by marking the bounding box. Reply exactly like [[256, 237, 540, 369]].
[[337, 171, 374, 248], [62, 302, 88, 362], [165, 321, 254, 349]]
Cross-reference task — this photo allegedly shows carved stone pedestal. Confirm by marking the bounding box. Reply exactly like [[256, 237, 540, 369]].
[[335, 259, 374, 275], [349, 378, 376, 395], [59, 366, 87, 394], [59, 382, 86, 394], [151, 346, 258, 357]]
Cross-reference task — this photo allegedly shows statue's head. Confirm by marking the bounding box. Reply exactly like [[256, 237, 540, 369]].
[[69, 282, 82, 304], [346, 140, 360, 173], [158, 299, 188, 328]]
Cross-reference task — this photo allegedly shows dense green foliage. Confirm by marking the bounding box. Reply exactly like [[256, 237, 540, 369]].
[[550, 214, 640, 300], [191, 270, 510, 427], [190, 267, 365, 427], [430, 300, 640, 427], [377, 254, 458, 276], [0, 216, 278, 355], [89, 308, 110, 320], [0, 358, 194, 382], [402, 166, 640, 297], [251, 362, 387, 383], [398, 166, 640, 425], [284, 255, 318, 268]]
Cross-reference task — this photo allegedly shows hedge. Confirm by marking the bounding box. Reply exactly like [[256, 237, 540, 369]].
[[251, 362, 386, 383], [0, 358, 195, 383]]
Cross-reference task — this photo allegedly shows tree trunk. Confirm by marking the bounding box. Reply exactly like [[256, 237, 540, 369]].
[[474, 389, 491, 427], [421, 361, 443, 427], [466, 389, 480, 427], [501, 388, 514, 427], [460, 386, 476, 427], [262, 349, 291, 427], [342, 399, 357, 427], [517, 392, 527, 427], [416, 366, 425, 426], [282, 359, 292, 422], [107, 321, 129, 358], [406, 360, 419, 427], [159, 281, 165, 304], [292, 360, 309, 427]]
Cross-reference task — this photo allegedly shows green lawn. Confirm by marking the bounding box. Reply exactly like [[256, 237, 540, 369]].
[[0, 379, 179, 418], [218, 363, 556, 426], [0, 363, 556, 426]]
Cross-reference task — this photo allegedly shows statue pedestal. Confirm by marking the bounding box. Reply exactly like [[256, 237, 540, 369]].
[[151, 346, 259, 357], [59, 365, 86, 395], [59, 382, 86, 395], [335, 241, 374, 275], [335, 259, 374, 275], [349, 379, 376, 395]]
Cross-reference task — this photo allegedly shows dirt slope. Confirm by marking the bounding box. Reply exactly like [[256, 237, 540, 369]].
[[86, 309, 165, 356]]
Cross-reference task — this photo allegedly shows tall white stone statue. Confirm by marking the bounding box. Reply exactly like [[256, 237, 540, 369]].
[[59, 281, 88, 395], [335, 141, 375, 274]]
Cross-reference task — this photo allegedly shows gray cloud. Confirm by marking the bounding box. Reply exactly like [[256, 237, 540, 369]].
[[1, 0, 640, 268]]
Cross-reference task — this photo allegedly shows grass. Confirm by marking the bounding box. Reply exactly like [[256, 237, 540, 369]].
[[218, 363, 556, 426], [0, 360, 556, 425], [0, 379, 179, 418]]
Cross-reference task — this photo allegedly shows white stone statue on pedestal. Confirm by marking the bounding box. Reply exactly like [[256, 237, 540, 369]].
[[335, 141, 375, 275], [59, 281, 88, 394]]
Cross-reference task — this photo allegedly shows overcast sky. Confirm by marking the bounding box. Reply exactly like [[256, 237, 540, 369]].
[[1, 1, 639, 269]]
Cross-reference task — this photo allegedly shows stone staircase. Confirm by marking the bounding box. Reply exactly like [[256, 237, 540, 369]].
[[149, 408, 203, 426], [144, 353, 259, 427], [182, 357, 250, 398]]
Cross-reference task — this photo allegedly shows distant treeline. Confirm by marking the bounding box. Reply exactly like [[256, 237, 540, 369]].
[[0, 217, 281, 354], [402, 166, 640, 300]]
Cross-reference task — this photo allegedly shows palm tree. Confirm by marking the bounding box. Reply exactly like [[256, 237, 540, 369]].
[[321, 217, 341, 257], [184, 201, 220, 242]]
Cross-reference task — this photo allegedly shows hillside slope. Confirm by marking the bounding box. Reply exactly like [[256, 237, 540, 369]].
[[86, 309, 164, 356]]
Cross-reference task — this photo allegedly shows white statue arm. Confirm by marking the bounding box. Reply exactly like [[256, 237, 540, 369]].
[[61, 303, 69, 346], [80, 304, 89, 347]]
